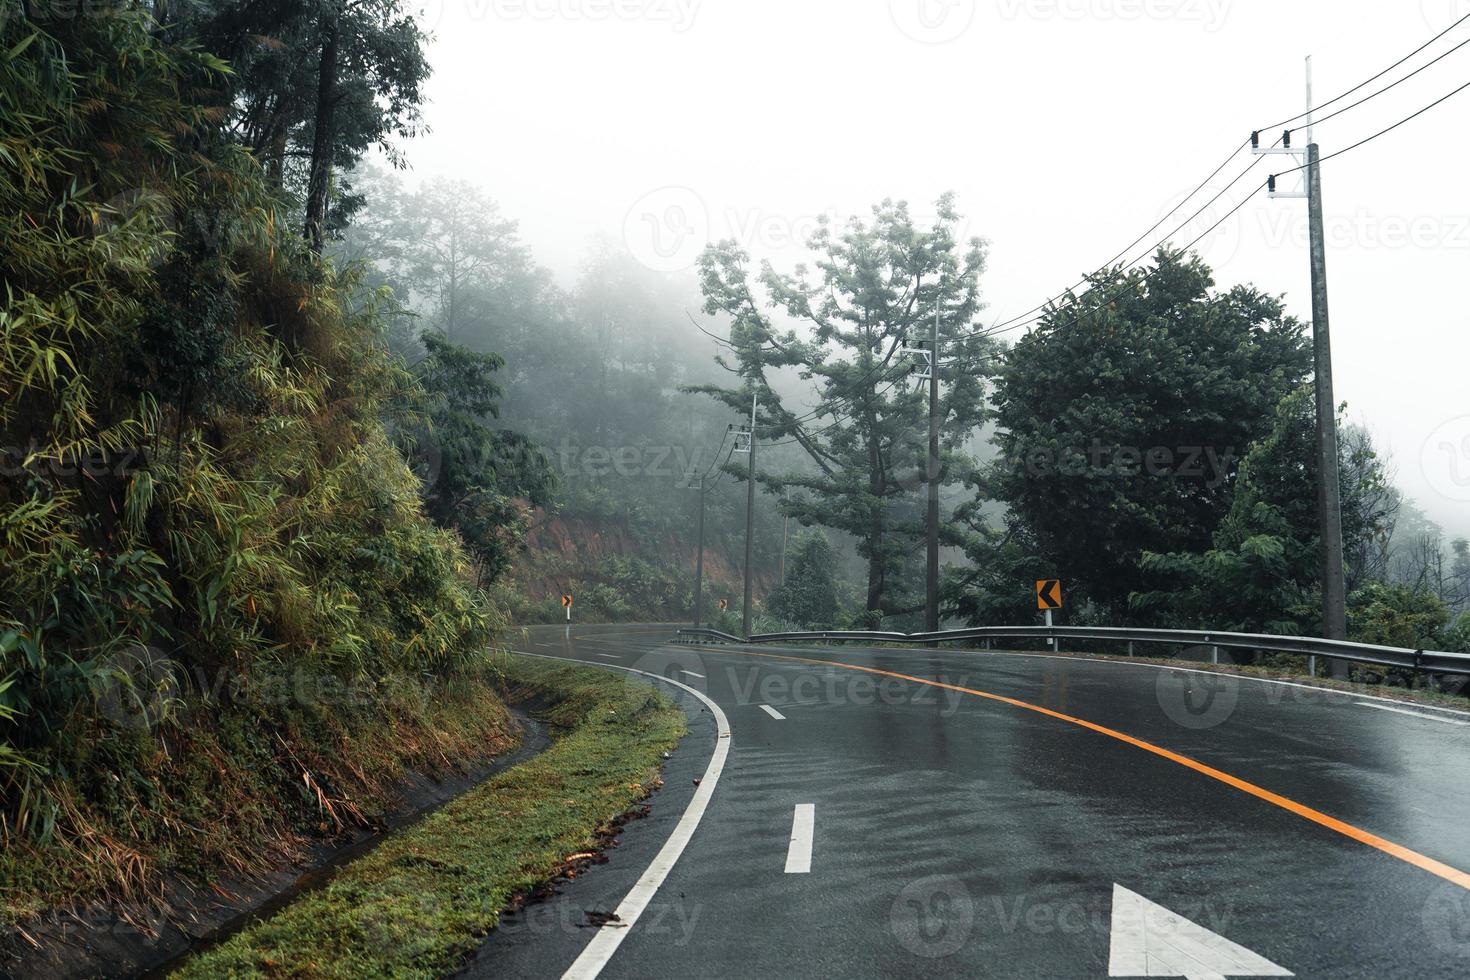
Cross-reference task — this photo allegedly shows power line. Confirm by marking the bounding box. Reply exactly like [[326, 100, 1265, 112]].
[[686, 307, 906, 431], [990, 72, 1470, 344], [684, 17, 1470, 490], [985, 175, 1272, 341], [1275, 76, 1470, 178], [763, 310, 1005, 433], [988, 14, 1470, 340], [761, 372, 914, 450], [754, 354, 914, 433], [1258, 11, 1470, 132], [694, 425, 733, 485], [1287, 32, 1470, 137], [705, 438, 739, 492], [983, 143, 1276, 340], [687, 314, 784, 356], [983, 138, 1252, 335]]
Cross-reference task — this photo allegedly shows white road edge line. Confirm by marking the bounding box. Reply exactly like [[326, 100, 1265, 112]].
[[595, 653, 620, 659], [785, 804, 814, 874], [906, 648, 1470, 722], [1358, 702, 1470, 727], [514, 650, 730, 980], [759, 704, 786, 720], [679, 670, 705, 678]]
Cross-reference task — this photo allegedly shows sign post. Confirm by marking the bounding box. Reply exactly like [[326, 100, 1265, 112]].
[[1036, 579, 1063, 649], [561, 593, 573, 623]]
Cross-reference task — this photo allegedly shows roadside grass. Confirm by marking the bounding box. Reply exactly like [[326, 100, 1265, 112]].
[[1, 670, 518, 931], [173, 655, 686, 979]]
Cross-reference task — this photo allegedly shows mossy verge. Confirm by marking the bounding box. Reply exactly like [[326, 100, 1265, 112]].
[[171, 654, 686, 978]]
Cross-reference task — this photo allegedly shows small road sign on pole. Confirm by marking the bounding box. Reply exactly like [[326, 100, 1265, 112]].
[[717, 598, 729, 612], [1037, 579, 1062, 649], [562, 593, 573, 622]]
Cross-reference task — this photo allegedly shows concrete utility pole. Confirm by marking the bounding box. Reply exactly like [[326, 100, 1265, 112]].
[[741, 391, 757, 639], [690, 475, 707, 628], [925, 301, 941, 635], [1306, 142, 1348, 647], [1256, 56, 1348, 658]]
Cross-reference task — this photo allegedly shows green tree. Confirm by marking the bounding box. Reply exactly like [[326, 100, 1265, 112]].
[[942, 520, 1052, 626], [1347, 582, 1450, 651], [188, 0, 432, 248], [766, 531, 844, 628], [0, 11, 492, 869], [979, 249, 1312, 619], [406, 335, 556, 585], [1443, 611, 1470, 653], [691, 196, 998, 623], [1132, 387, 1395, 634]]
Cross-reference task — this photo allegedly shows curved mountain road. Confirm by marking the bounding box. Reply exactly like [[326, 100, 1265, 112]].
[[461, 624, 1470, 979]]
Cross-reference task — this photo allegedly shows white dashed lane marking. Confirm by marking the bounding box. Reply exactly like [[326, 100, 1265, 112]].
[[784, 804, 814, 874]]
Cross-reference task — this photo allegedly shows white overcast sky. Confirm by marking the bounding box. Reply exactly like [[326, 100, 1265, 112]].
[[402, 0, 1470, 535]]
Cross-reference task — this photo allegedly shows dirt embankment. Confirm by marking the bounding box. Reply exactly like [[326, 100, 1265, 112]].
[[519, 513, 750, 594], [1, 708, 548, 980]]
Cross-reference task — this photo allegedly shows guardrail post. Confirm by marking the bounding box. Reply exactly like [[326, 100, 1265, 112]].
[[1308, 655, 1317, 677], [1211, 645, 1220, 665], [1127, 641, 1135, 657]]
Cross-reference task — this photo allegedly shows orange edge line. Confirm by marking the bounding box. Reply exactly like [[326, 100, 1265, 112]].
[[693, 644, 1470, 891]]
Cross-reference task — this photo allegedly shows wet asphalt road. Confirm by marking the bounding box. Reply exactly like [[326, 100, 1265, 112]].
[[460, 624, 1470, 979]]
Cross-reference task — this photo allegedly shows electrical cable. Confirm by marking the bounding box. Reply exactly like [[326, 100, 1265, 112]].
[[686, 17, 1470, 472], [1287, 32, 1470, 137], [983, 138, 1252, 334], [1258, 11, 1470, 132], [1274, 77, 1470, 179], [989, 14, 1470, 338]]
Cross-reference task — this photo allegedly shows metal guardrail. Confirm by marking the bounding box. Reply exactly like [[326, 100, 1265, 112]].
[[673, 624, 1470, 677]]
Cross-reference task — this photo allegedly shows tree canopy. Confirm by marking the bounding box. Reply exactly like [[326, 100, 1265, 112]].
[[971, 250, 1313, 620], [691, 196, 999, 624]]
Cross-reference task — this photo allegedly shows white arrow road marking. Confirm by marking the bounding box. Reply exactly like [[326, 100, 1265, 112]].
[[595, 653, 619, 659], [1108, 884, 1292, 979], [1358, 702, 1470, 727], [784, 804, 814, 874], [759, 704, 786, 720]]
